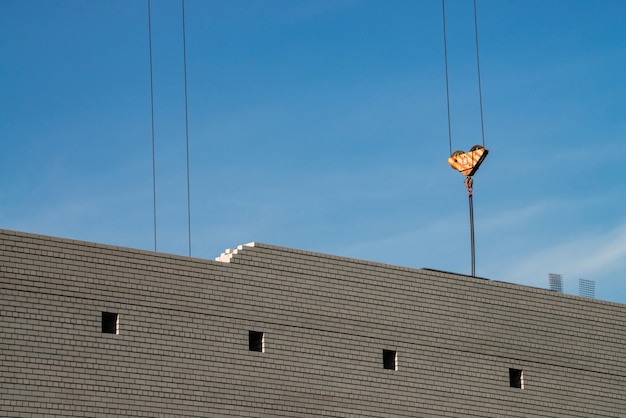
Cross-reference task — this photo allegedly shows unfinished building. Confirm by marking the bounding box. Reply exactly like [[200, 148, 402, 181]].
[[2, 229, 625, 416]]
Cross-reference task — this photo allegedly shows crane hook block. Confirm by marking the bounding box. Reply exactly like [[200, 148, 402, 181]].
[[447, 145, 488, 177]]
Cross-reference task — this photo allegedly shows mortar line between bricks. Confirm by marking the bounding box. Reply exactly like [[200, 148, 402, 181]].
[[2, 277, 623, 355], [4, 284, 624, 381]]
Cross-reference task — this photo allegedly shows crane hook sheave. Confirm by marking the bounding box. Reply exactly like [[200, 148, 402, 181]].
[[447, 145, 488, 178]]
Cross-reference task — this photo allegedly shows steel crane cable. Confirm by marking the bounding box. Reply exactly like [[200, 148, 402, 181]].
[[182, 0, 192, 257], [467, 177, 476, 276], [146, 0, 193, 257], [441, 0, 453, 156], [148, 0, 157, 252], [442, 0, 486, 153], [473, 0, 486, 148], [441, 0, 487, 277]]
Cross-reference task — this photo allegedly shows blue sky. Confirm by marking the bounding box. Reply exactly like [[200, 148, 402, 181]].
[[2, 0, 625, 302]]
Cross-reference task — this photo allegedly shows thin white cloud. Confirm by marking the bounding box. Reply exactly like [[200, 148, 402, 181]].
[[479, 201, 557, 232], [490, 222, 626, 290]]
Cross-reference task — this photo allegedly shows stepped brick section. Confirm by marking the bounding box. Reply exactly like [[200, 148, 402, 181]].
[[215, 242, 256, 263], [2, 228, 626, 417]]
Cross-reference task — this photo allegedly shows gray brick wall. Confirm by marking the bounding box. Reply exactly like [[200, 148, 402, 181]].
[[1, 229, 625, 417]]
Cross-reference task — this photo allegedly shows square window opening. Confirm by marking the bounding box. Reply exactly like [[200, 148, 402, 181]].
[[383, 349, 397, 370], [249, 331, 264, 352], [102, 312, 118, 334], [509, 368, 524, 389]]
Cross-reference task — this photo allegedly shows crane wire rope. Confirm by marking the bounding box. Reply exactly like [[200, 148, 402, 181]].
[[473, 0, 486, 148], [470, 0, 484, 277], [468, 178, 476, 276], [441, 0, 453, 156], [182, 0, 192, 257], [441, 0, 487, 277], [148, 0, 157, 252]]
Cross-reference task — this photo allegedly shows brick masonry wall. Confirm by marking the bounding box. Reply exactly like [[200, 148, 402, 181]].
[[1, 229, 625, 417]]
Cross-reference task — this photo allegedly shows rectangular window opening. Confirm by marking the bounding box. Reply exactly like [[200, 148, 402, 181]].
[[509, 368, 524, 389], [383, 349, 397, 370], [249, 331, 264, 352], [102, 312, 118, 334]]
